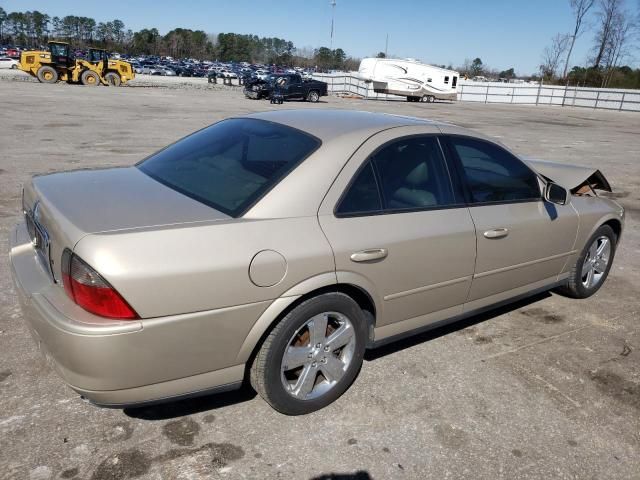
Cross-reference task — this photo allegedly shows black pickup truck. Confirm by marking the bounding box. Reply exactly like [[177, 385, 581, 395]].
[[244, 73, 328, 102]]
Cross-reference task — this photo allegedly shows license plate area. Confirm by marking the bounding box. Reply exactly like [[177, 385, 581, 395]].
[[25, 211, 54, 281]]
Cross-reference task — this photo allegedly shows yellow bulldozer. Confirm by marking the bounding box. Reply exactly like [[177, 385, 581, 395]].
[[18, 41, 135, 86]]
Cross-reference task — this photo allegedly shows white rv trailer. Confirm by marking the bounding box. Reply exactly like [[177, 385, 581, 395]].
[[358, 58, 459, 102]]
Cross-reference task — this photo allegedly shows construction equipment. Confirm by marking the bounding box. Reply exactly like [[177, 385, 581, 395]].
[[18, 41, 135, 86], [86, 48, 135, 86]]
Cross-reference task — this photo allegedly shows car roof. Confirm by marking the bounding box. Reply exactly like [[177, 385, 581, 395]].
[[244, 109, 446, 142], [242, 110, 467, 219]]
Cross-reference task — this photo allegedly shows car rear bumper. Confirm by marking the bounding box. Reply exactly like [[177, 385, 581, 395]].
[[10, 221, 265, 407]]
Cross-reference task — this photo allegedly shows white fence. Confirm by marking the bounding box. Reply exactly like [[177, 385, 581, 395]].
[[311, 73, 640, 112]]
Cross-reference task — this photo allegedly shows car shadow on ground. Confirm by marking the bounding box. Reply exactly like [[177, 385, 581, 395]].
[[125, 292, 551, 420], [124, 385, 257, 420], [273, 100, 329, 104], [364, 291, 552, 362], [310, 472, 372, 480]]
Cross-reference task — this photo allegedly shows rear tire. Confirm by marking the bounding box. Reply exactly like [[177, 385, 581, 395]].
[[306, 90, 320, 103], [250, 293, 367, 415], [37, 66, 58, 84], [81, 70, 100, 86], [104, 72, 121, 87], [555, 225, 617, 299]]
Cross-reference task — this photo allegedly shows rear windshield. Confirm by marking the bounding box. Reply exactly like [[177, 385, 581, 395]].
[[138, 118, 320, 217]]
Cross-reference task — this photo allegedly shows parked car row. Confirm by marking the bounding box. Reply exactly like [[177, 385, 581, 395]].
[[124, 55, 317, 80], [1, 45, 321, 81], [0, 46, 22, 58]]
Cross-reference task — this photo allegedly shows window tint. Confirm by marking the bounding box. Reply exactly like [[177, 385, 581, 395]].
[[450, 137, 540, 203], [138, 118, 320, 217], [444, 76, 450, 84], [373, 137, 455, 210], [336, 163, 381, 215]]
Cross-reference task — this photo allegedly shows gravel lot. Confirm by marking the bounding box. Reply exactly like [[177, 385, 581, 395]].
[[0, 73, 639, 480]]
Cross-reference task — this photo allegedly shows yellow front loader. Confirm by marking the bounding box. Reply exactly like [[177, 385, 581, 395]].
[[86, 48, 135, 86], [18, 41, 135, 86]]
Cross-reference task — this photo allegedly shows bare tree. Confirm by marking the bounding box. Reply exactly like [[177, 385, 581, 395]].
[[562, 0, 596, 78], [541, 34, 571, 79], [601, 9, 636, 85], [592, 0, 624, 68]]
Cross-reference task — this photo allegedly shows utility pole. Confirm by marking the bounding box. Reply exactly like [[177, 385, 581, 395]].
[[385, 33, 389, 57], [330, 0, 336, 49]]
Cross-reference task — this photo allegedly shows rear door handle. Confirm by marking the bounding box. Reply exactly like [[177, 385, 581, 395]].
[[484, 228, 509, 239], [350, 248, 388, 262]]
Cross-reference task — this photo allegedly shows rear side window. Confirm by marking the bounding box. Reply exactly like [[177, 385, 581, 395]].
[[373, 137, 455, 210], [450, 137, 540, 203], [336, 136, 456, 216], [336, 163, 382, 215], [138, 118, 320, 217]]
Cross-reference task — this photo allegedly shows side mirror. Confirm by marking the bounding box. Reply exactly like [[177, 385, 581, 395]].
[[545, 182, 568, 205]]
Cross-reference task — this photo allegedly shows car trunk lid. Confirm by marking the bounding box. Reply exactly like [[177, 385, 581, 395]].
[[23, 166, 229, 283]]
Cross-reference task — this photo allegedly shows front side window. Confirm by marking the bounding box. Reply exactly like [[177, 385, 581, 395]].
[[50, 44, 67, 57], [138, 118, 320, 217], [450, 137, 540, 204]]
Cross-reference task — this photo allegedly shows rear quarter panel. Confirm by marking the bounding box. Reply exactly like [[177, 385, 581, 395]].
[[73, 216, 336, 318]]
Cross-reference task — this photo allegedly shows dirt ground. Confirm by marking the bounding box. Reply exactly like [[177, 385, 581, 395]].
[[0, 74, 639, 480]]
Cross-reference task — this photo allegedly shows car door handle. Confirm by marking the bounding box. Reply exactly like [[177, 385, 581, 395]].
[[484, 228, 509, 239], [350, 248, 388, 262]]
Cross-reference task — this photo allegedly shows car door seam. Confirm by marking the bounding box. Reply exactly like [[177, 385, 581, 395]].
[[384, 275, 472, 301]]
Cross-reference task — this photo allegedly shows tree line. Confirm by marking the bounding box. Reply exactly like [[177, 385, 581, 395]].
[[0, 7, 360, 70], [540, 0, 639, 88], [438, 0, 639, 89]]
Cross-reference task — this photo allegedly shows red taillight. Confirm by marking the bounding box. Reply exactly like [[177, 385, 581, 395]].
[[61, 249, 138, 320]]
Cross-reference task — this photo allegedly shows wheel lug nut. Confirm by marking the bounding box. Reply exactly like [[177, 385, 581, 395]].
[[308, 353, 313, 359], [324, 346, 330, 352], [316, 343, 322, 348]]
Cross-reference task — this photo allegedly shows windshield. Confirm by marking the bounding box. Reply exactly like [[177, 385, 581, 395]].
[[138, 118, 320, 217]]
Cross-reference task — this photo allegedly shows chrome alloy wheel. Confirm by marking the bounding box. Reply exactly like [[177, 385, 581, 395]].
[[581, 235, 611, 289], [280, 312, 356, 400]]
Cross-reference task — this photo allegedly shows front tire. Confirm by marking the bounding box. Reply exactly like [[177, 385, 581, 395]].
[[250, 293, 367, 415], [37, 66, 58, 84], [556, 225, 617, 299], [104, 72, 121, 86], [81, 70, 100, 86]]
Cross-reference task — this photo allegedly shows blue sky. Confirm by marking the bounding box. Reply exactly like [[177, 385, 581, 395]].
[[2, 0, 631, 74]]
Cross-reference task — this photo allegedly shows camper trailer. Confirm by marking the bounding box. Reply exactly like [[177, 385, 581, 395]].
[[359, 58, 459, 102]]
